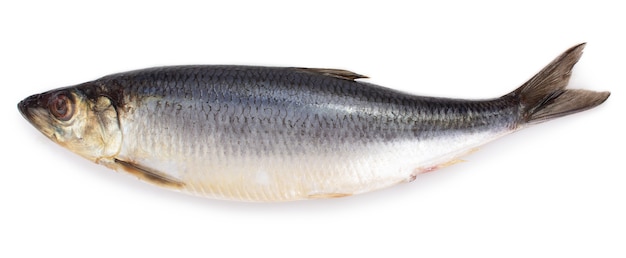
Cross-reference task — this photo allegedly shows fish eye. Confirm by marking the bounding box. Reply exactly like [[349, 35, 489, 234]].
[[48, 93, 74, 121]]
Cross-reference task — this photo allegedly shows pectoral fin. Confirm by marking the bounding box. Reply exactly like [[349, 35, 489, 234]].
[[113, 159, 185, 189]]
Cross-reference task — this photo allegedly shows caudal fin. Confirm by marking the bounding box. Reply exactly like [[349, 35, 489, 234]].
[[508, 43, 610, 124]]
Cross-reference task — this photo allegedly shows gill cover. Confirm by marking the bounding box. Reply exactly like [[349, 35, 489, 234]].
[[89, 95, 123, 162]]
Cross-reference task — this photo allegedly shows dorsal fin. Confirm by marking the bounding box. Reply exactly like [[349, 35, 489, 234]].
[[296, 68, 368, 81]]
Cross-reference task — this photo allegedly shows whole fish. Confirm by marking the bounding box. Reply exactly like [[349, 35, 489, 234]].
[[18, 44, 609, 202]]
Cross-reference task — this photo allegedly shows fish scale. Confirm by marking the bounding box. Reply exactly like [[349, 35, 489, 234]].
[[18, 44, 609, 201]]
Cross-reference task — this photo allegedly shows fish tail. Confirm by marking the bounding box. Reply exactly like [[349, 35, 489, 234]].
[[507, 43, 610, 125]]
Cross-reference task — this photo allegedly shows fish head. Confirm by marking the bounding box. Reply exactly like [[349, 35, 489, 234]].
[[18, 85, 122, 163]]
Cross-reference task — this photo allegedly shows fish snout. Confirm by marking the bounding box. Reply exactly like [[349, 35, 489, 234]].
[[18, 94, 43, 119]]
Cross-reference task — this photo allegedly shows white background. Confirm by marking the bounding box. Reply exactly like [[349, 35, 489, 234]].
[[1, 1, 624, 257]]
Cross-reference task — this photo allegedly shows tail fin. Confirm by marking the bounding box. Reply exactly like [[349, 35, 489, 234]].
[[507, 43, 610, 124]]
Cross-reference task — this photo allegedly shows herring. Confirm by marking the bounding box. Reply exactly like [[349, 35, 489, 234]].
[[18, 43, 610, 202]]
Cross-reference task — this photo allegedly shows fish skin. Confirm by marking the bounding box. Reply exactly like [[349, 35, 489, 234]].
[[18, 44, 609, 202]]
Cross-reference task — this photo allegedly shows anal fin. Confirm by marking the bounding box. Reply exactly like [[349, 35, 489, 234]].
[[114, 159, 185, 189], [408, 148, 481, 182]]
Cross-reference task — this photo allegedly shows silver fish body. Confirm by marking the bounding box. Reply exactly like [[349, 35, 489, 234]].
[[18, 44, 609, 201]]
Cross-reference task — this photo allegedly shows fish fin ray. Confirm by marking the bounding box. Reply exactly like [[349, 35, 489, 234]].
[[114, 158, 185, 189], [295, 68, 368, 81], [508, 43, 610, 124], [307, 192, 352, 199]]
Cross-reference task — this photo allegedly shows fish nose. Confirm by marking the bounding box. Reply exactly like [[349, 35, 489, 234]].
[[18, 94, 43, 118], [18, 99, 30, 118]]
